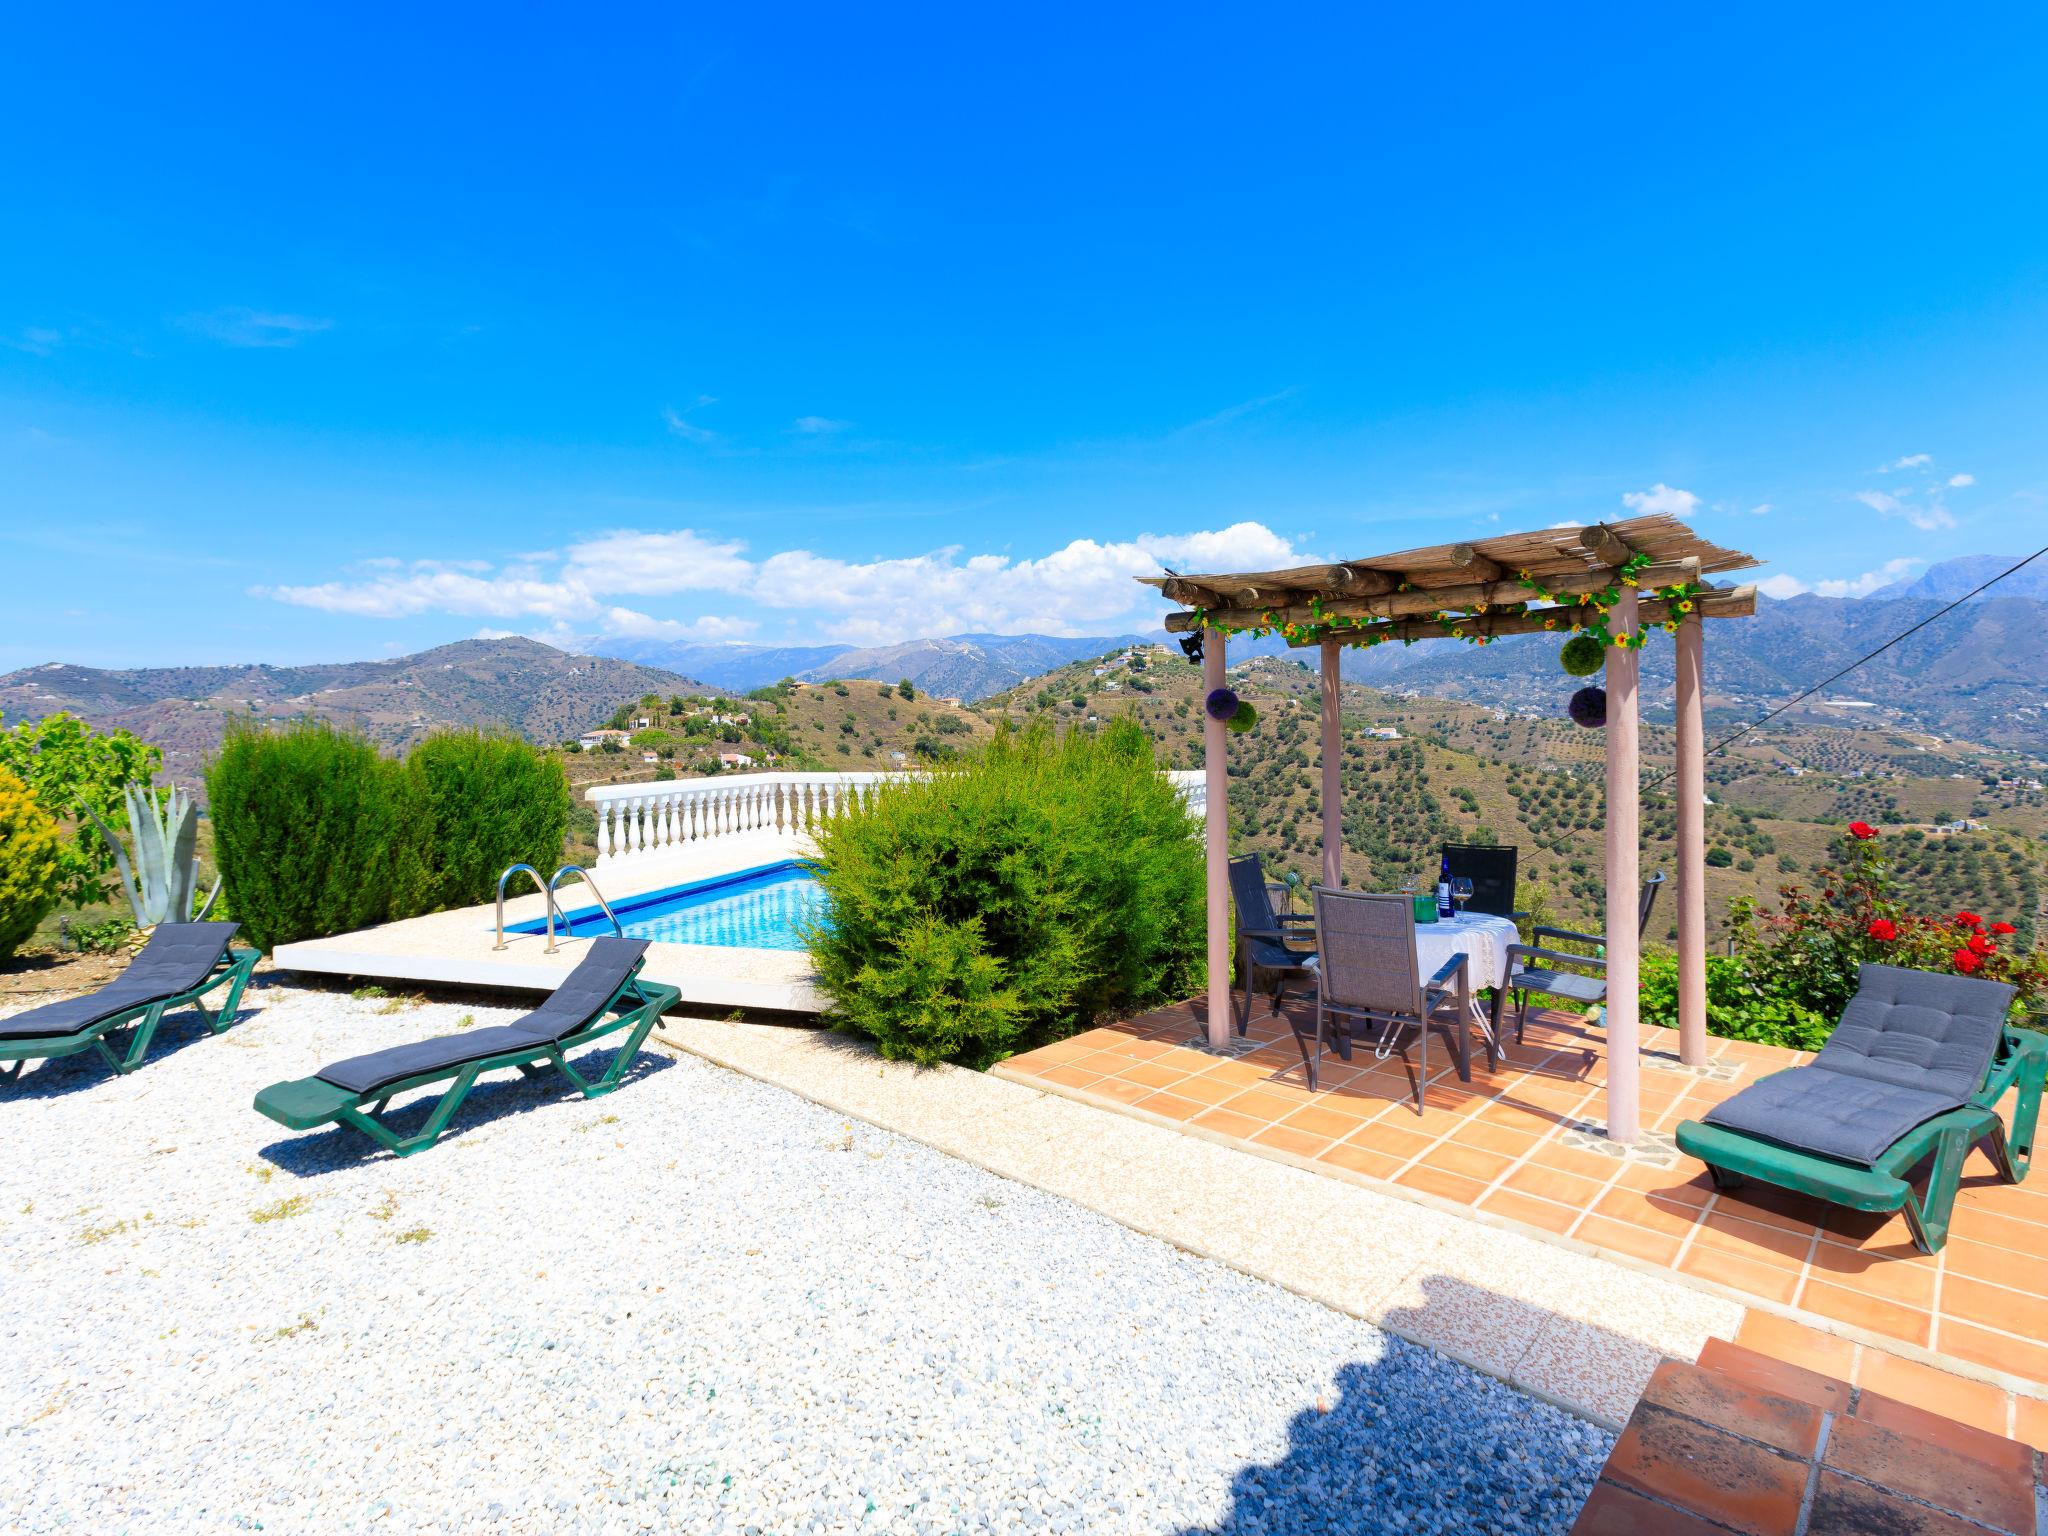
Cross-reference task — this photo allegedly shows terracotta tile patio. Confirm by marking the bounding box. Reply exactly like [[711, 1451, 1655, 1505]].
[[997, 996, 2048, 1408]]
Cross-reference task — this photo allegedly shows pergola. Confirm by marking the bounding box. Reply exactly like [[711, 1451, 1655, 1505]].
[[1142, 513, 1760, 1145]]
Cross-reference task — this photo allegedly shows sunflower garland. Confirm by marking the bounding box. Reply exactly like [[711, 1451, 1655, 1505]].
[[1184, 558, 1700, 653]]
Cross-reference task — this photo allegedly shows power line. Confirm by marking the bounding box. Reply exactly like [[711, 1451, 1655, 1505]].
[[1643, 545, 2047, 790]]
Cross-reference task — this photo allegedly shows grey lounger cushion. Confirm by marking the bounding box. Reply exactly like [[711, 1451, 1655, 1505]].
[[1810, 963, 2014, 1100], [1702, 1066, 1968, 1166], [0, 922, 240, 1040], [514, 938, 650, 1042], [317, 1025, 550, 1095], [1703, 963, 2016, 1167], [311, 938, 650, 1094]]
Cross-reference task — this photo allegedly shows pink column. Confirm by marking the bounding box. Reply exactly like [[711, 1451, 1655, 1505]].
[[1203, 633, 1232, 1048], [1604, 587, 1642, 1145], [1319, 638, 1343, 889], [1675, 614, 1708, 1066]]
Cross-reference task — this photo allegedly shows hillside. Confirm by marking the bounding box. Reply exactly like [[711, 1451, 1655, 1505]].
[[1336, 592, 2048, 753], [0, 638, 701, 786], [984, 643, 2045, 948]]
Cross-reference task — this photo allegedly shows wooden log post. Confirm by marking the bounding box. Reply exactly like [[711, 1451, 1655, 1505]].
[[1203, 633, 1231, 1048], [1604, 587, 1643, 1144], [1676, 614, 1708, 1066], [1320, 638, 1343, 889]]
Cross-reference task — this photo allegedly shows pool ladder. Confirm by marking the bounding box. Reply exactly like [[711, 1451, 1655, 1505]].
[[494, 863, 624, 953]]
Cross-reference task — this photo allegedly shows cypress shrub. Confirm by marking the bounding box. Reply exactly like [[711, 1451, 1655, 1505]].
[[206, 719, 403, 949], [390, 729, 570, 916], [0, 764, 65, 960], [805, 718, 1204, 1067]]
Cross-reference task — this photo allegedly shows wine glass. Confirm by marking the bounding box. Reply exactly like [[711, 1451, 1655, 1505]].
[[1450, 876, 1474, 916]]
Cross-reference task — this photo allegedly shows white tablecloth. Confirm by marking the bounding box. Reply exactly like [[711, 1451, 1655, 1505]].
[[1414, 911, 1520, 992]]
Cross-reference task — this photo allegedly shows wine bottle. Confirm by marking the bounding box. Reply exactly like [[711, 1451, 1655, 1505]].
[[1437, 853, 1453, 919]]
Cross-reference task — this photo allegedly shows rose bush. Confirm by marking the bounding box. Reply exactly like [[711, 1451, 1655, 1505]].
[[1728, 823, 2046, 1024]]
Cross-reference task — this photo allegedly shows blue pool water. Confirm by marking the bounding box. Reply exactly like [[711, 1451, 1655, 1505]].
[[513, 861, 826, 951]]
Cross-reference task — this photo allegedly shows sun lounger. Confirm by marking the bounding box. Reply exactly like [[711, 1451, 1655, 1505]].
[[252, 937, 678, 1156], [0, 921, 257, 1082], [1675, 963, 2043, 1254]]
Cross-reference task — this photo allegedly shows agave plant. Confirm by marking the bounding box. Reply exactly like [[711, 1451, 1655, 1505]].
[[79, 780, 220, 930]]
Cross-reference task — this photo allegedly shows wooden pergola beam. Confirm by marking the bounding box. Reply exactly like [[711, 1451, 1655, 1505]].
[[1273, 583, 1752, 647], [1160, 559, 1709, 634]]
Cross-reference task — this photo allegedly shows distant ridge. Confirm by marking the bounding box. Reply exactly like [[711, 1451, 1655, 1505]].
[[1866, 553, 2048, 603], [0, 637, 702, 783], [584, 631, 1152, 701]]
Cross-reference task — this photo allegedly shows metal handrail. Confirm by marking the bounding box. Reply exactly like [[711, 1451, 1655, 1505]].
[[545, 864, 624, 953], [493, 863, 554, 952]]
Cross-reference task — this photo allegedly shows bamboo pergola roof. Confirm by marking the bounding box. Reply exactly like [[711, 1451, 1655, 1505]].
[[1142, 514, 1760, 647]]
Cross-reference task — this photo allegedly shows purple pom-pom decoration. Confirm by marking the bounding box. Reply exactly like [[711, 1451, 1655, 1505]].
[[1205, 687, 1240, 722], [1568, 686, 1607, 728]]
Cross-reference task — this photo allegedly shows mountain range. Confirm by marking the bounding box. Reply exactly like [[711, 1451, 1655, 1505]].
[[592, 631, 1153, 701], [0, 638, 699, 782], [4, 556, 2041, 780]]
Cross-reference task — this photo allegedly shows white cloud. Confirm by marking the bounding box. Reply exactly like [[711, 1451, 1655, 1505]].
[[180, 307, 332, 348], [662, 396, 719, 443], [1621, 483, 1701, 517], [1759, 557, 1924, 601], [261, 521, 1306, 645], [792, 416, 850, 435], [1748, 503, 1772, 516], [1879, 453, 1932, 472], [1856, 487, 1955, 531], [260, 531, 750, 623], [750, 522, 1307, 645], [1813, 557, 1924, 598], [1947, 472, 1975, 488]]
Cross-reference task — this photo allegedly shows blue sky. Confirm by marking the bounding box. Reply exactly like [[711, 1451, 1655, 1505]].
[[4, 6, 2046, 670]]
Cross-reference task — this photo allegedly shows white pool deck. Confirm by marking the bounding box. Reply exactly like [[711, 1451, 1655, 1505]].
[[271, 832, 826, 1013]]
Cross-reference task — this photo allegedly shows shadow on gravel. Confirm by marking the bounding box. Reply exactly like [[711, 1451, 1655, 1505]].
[[0, 1003, 270, 1099], [255, 1045, 676, 1175], [1170, 1276, 1616, 1536]]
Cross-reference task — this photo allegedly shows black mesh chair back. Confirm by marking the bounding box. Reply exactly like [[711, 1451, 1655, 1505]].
[[1442, 844, 1519, 920], [1228, 856, 1283, 938], [1312, 889, 1422, 1021]]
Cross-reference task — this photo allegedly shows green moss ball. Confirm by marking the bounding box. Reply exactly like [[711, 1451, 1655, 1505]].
[[1559, 633, 1607, 676]]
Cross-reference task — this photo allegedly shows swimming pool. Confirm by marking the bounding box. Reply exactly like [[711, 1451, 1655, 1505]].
[[512, 861, 826, 951]]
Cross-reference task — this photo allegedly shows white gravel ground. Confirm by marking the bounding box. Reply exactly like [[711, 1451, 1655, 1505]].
[[0, 979, 1609, 1535]]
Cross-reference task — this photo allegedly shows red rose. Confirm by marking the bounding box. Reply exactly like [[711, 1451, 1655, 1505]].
[[1954, 911, 1983, 928], [1953, 948, 1982, 974], [1866, 919, 1898, 941], [1991, 921, 2017, 935], [1847, 821, 1878, 840], [1967, 932, 1995, 956]]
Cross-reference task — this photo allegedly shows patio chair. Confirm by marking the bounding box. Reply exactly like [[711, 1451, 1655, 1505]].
[[1441, 843, 1522, 922], [1228, 855, 1318, 1034], [1491, 871, 1666, 1044], [0, 921, 257, 1082], [1291, 887, 1472, 1111], [1676, 964, 2042, 1255], [252, 937, 680, 1157]]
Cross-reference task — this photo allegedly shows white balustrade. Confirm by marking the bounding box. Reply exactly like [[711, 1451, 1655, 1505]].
[[588, 768, 1211, 868]]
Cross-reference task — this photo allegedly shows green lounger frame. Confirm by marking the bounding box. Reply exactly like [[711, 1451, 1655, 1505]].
[[0, 946, 260, 1083], [1676, 1027, 2046, 1255], [253, 969, 680, 1157]]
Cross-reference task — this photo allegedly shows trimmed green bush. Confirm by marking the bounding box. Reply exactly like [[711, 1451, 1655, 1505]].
[[805, 718, 1204, 1067], [206, 719, 403, 949], [390, 730, 570, 916], [209, 720, 573, 948], [0, 764, 65, 960]]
